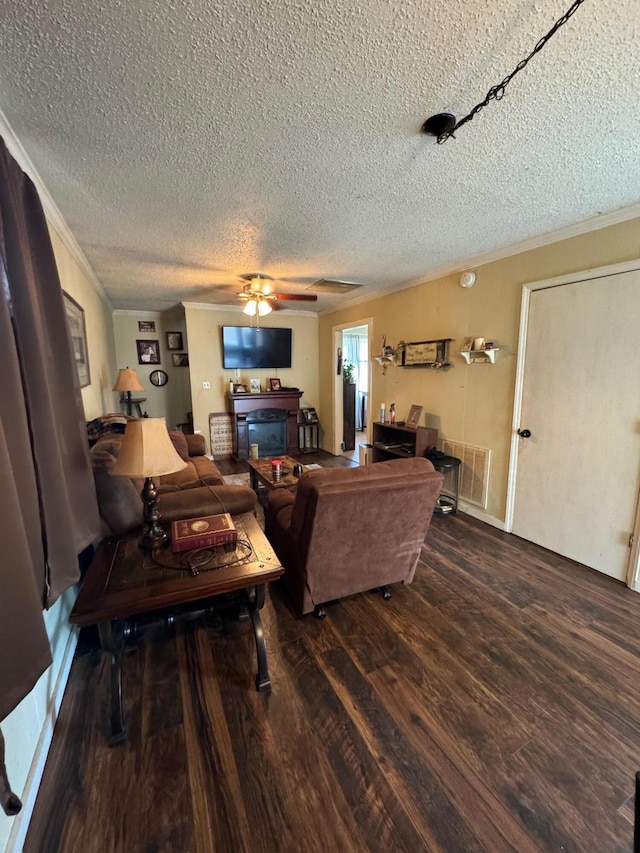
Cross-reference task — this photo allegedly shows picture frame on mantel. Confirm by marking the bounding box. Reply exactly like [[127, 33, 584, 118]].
[[406, 404, 423, 429]]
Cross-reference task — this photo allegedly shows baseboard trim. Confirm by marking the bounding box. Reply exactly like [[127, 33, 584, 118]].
[[6, 627, 79, 853], [458, 501, 505, 531]]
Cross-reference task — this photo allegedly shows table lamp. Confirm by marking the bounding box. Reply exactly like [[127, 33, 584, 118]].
[[112, 367, 144, 417], [111, 418, 187, 549]]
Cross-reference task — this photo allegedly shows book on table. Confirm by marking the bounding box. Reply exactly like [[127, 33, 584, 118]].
[[171, 512, 237, 553]]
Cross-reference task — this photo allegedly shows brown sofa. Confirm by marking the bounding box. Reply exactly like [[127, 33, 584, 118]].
[[91, 430, 256, 537], [264, 457, 443, 616]]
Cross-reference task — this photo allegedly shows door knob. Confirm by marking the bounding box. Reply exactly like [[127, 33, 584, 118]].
[[518, 428, 531, 438]]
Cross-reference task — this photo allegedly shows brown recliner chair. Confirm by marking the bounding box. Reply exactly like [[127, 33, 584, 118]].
[[265, 457, 443, 617]]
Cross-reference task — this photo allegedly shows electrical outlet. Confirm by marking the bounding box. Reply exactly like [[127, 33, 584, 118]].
[[202, 381, 211, 389]]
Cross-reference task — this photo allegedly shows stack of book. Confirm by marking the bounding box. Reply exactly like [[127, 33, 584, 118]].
[[171, 512, 237, 553]]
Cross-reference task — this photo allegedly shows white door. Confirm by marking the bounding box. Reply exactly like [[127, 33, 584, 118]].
[[512, 269, 640, 581]]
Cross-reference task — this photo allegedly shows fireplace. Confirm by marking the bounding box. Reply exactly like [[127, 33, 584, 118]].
[[247, 409, 288, 457], [226, 390, 303, 460]]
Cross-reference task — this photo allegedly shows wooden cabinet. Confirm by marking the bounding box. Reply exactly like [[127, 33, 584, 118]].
[[372, 422, 437, 463]]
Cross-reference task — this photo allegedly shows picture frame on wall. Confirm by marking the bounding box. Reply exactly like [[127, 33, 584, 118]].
[[166, 331, 183, 350], [137, 339, 161, 364], [461, 337, 474, 352], [406, 404, 423, 429], [172, 353, 189, 367], [63, 291, 91, 388], [138, 320, 156, 332]]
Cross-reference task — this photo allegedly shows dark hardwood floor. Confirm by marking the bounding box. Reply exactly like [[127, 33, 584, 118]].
[[25, 451, 640, 852]]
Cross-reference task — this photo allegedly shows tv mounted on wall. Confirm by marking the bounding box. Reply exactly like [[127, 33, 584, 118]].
[[222, 326, 292, 369]]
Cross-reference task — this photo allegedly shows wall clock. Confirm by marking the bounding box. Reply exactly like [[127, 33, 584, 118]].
[[149, 369, 168, 387]]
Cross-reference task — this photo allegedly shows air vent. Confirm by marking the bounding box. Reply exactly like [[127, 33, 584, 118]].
[[440, 440, 491, 508], [308, 279, 364, 294]]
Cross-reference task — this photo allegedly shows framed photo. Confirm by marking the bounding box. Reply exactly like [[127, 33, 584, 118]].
[[234, 383, 247, 393], [166, 331, 183, 350], [461, 337, 474, 352], [406, 404, 423, 429], [249, 378, 261, 393], [138, 321, 156, 332], [172, 353, 189, 367], [137, 339, 161, 364], [269, 377, 282, 391], [63, 291, 91, 388], [302, 407, 319, 424]]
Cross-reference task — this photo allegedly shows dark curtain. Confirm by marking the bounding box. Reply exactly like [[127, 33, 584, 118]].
[[0, 136, 100, 728]]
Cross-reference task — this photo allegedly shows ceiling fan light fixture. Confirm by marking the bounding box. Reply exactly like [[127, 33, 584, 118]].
[[257, 299, 272, 316], [243, 298, 257, 316]]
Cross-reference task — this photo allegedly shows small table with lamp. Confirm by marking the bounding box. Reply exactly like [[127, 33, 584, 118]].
[[70, 512, 283, 744]]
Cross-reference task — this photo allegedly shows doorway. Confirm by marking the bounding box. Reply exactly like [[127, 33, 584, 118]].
[[332, 320, 372, 460], [506, 260, 640, 587]]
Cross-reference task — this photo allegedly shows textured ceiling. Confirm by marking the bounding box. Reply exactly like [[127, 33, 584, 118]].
[[0, 0, 638, 312]]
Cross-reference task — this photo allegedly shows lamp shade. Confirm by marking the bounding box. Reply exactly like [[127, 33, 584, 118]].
[[243, 299, 257, 316], [112, 368, 144, 393], [257, 299, 272, 316], [111, 418, 187, 478]]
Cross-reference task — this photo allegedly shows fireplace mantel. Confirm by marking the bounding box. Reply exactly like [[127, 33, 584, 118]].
[[226, 390, 303, 459]]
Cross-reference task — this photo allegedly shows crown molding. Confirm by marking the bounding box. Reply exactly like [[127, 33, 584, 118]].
[[112, 308, 163, 317], [0, 108, 110, 309], [319, 200, 640, 315]]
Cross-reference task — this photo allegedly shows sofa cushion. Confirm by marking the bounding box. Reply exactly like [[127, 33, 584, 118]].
[[185, 434, 207, 457], [168, 430, 190, 462]]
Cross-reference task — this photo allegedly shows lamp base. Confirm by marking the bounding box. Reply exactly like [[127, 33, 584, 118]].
[[139, 527, 168, 550], [139, 477, 169, 550]]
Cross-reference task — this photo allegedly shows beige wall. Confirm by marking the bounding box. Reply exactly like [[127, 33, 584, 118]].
[[319, 217, 640, 523], [184, 305, 319, 451], [50, 228, 116, 420], [112, 308, 191, 428]]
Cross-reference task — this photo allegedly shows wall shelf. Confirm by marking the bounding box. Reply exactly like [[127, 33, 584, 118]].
[[460, 348, 500, 364]]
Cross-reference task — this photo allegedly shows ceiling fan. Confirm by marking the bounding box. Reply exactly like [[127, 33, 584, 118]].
[[238, 274, 318, 319]]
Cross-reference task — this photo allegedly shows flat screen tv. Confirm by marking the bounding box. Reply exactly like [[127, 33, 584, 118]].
[[222, 326, 292, 369]]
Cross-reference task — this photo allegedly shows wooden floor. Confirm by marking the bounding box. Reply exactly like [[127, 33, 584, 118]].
[[26, 452, 640, 852]]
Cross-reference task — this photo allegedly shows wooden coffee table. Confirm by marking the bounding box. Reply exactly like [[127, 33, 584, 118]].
[[70, 512, 282, 744], [247, 454, 302, 493]]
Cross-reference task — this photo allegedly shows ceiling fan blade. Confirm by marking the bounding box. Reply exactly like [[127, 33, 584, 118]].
[[272, 293, 318, 302]]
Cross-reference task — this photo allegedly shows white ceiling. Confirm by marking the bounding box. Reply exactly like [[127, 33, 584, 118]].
[[0, 0, 638, 313]]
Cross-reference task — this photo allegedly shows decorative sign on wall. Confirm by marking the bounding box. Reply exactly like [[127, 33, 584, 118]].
[[399, 338, 452, 368], [403, 342, 438, 365]]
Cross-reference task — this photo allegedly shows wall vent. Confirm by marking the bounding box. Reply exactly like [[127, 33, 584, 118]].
[[440, 440, 491, 508], [308, 279, 363, 293]]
